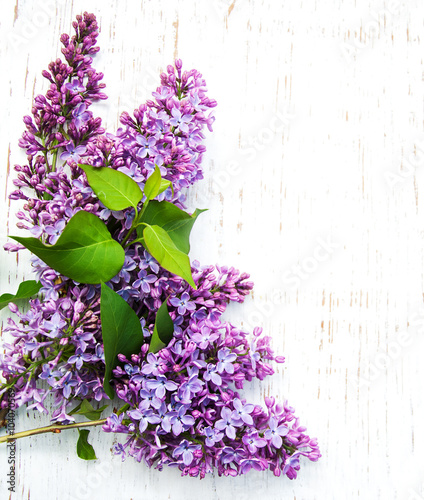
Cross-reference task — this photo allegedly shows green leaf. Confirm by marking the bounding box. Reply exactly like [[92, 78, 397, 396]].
[[143, 224, 196, 289], [158, 178, 173, 196], [77, 429, 97, 460], [11, 211, 125, 285], [80, 164, 143, 210], [162, 208, 207, 254], [149, 299, 174, 353], [70, 400, 109, 421], [0, 280, 42, 310], [143, 165, 162, 201], [100, 283, 144, 399], [138, 201, 206, 253]]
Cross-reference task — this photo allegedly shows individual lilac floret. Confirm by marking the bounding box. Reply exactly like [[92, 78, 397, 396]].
[[215, 407, 242, 439], [232, 398, 255, 425], [60, 143, 87, 162], [173, 440, 201, 466], [264, 417, 289, 449], [72, 103, 92, 128], [217, 347, 237, 374], [169, 292, 196, 315]]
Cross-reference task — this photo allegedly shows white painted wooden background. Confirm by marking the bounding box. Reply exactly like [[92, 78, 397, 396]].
[[1, 0, 424, 499]]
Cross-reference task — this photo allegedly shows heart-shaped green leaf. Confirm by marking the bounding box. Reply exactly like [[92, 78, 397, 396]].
[[162, 208, 207, 254], [80, 164, 143, 210], [149, 299, 174, 353], [77, 429, 97, 460], [0, 280, 42, 310], [11, 211, 125, 285], [143, 224, 196, 289], [138, 201, 206, 253], [100, 283, 144, 399]]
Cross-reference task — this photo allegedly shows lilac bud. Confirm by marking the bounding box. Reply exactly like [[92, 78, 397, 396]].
[[8, 303, 19, 314], [265, 396, 275, 408], [221, 392, 231, 402], [252, 405, 262, 415], [130, 354, 141, 364], [275, 403, 284, 415]]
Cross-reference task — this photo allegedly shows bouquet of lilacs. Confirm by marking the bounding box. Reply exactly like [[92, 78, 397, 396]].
[[0, 13, 320, 479]]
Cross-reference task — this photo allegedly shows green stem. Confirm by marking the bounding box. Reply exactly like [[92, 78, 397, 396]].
[[51, 148, 58, 173], [0, 418, 107, 444], [121, 200, 149, 247]]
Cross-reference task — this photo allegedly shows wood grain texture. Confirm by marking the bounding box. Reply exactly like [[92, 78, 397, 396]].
[[1, 0, 424, 499]]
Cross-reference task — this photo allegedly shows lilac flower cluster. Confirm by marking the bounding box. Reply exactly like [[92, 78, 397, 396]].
[[0, 258, 254, 422], [103, 323, 320, 478], [0, 13, 320, 480]]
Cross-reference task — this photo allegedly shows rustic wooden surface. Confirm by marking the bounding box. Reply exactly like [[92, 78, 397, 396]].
[[1, 0, 424, 499]]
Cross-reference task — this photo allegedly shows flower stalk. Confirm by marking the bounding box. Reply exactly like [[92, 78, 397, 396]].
[[0, 418, 107, 443]]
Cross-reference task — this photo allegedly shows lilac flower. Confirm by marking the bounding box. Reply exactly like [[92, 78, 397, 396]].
[[24, 340, 53, 358], [135, 135, 156, 158], [110, 255, 137, 283], [156, 402, 172, 432], [203, 426, 224, 447], [282, 453, 301, 478], [152, 87, 171, 101], [128, 405, 161, 433], [44, 219, 66, 244], [58, 372, 78, 399], [65, 79, 85, 93], [145, 375, 178, 399], [42, 312, 66, 338], [60, 142, 87, 162], [220, 446, 246, 465], [26, 390, 48, 414], [141, 353, 166, 377], [118, 162, 145, 184], [190, 325, 219, 349], [169, 405, 195, 436], [139, 389, 162, 410], [140, 250, 160, 274], [242, 432, 267, 453], [232, 398, 255, 425], [104, 413, 127, 432], [264, 417, 289, 448], [172, 439, 200, 466], [203, 363, 222, 386], [68, 349, 93, 370], [178, 374, 203, 401], [169, 292, 196, 315], [249, 339, 261, 370], [169, 108, 192, 134], [39, 364, 61, 385], [215, 407, 242, 439], [217, 347, 237, 374], [72, 103, 92, 128], [239, 458, 267, 474], [133, 269, 157, 294]]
